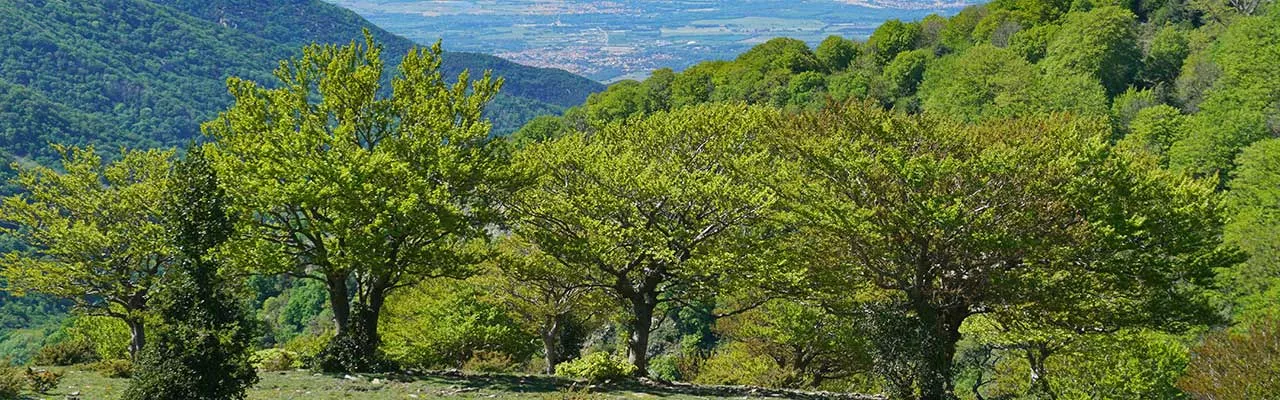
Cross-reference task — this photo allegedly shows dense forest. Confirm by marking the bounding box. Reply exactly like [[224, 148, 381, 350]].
[[1, 0, 1278, 398], [0, 0, 602, 192]]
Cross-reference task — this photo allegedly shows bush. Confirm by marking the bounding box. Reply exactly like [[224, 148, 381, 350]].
[[252, 349, 302, 372], [555, 352, 636, 382], [462, 351, 515, 373], [24, 368, 63, 394], [33, 340, 99, 366], [89, 359, 133, 378], [0, 362, 22, 400], [693, 342, 795, 388]]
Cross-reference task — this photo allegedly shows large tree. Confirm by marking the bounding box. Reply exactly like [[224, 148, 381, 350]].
[[503, 103, 782, 376], [774, 104, 1234, 399], [205, 34, 503, 372], [0, 146, 175, 358]]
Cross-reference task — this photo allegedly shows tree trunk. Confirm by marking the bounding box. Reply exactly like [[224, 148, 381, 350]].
[[1026, 342, 1055, 399], [360, 289, 386, 350], [541, 315, 563, 375], [626, 293, 658, 377], [914, 299, 965, 400], [326, 273, 351, 337], [126, 318, 146, 360]]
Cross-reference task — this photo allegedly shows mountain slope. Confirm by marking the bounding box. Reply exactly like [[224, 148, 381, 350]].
[[0, 0, 602, 176]]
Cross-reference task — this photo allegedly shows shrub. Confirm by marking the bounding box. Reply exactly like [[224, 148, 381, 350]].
[[24, 368, 63, 394], [33, 340, 99, 366], [693, 342, 795, 388], [555, 352, 636, 382], [252, 349, 302, 372], [0, 362, 22, 400], [89, 359, 133, 378], [462, 351, 515, 373]]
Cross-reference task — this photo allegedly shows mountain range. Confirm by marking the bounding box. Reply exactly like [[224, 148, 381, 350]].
[[0, 0, 604, 185]]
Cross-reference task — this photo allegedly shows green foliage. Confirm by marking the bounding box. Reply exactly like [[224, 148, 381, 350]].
[[1110, 87, 1161, 137], [1042, 6, 1141, 95], [882, 49, 933, 98], [1119, 104, 1187, 162], [504, 104, 784, 375], [1008, 23, 1059, 62], [380, 279, 536, 370], [816, 35, 859, 72], [774, 104, 1233, 398], [868, 20, 923, 65], [208, 35, 502, 373], [124, 148, 259, 400], [0, 362, 20, 400], [1045, 332, 1191, 400], [1220, 139, 1280, 324], [693, 342, 794, 387], [65, 316, 131, 361], [462, 351, 518, 373], [714, 301, 872, 389], [1169, 10, 1280, 183], [251, 349, 303, 372], [1178, 319, 1280, 399], [1, 146, 175, 358], [32, 340, 99, 367], [555, 353, 637, 383], [1141, 25, 1191, 85], [23, 368, 62, 394], [919, 45, 1038, 121]]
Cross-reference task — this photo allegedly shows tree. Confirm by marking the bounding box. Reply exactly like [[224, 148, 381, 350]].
[[1220, 139, 1280, 323], [205, 33, 502, 372], [774, 104, 1233, 399], [1178, 319, 1280, 399], [815, 35, 858, 72], [503, 103, 782, 376], [1042, 6, 1141, 96], [484, 236, 604, 374], [868, 20, 922, 65], [124, 147, 258, 400], [919, 45, 1038, 122], [1, 146, 175, 358]]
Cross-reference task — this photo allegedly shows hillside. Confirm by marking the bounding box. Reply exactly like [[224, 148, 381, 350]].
[[0, 0, 602, 179]]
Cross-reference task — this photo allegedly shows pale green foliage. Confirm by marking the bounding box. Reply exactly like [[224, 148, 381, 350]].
[[206, 33, 502, 371], [1221, 139, 1280, 323], [65, 316, 131, 361], [555, 352, 636, 382], [1042, 6, 1141, 95], [693, 342, 794, 387], [379, 279, 535, 369], [1118, 105, 1187, 163], [714, 300, 872, 388], [0, 146, 174, 357], [504, 103, 785, 374], [919, 45, 1106, 122]]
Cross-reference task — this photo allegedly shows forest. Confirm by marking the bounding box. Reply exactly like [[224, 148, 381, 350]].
[[0, 0, 1278, 398]]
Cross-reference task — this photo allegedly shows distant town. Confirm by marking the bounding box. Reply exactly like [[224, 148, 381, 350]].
[[326, 0, 976, 82]]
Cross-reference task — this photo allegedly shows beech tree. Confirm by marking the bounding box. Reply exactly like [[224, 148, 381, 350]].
[[205, 34, 503, 372], [0, 146, 175, 358], [503, 103, 782, 376], [774, 104, 1235, 399]]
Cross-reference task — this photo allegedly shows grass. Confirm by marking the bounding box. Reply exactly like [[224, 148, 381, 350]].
[[27, 367, 873, 399]]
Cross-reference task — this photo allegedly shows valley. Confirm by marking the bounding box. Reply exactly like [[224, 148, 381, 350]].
[[325, 0, 978, 82]]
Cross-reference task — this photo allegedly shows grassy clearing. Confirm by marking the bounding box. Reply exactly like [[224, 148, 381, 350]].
[[32, 367, 873, 400]]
